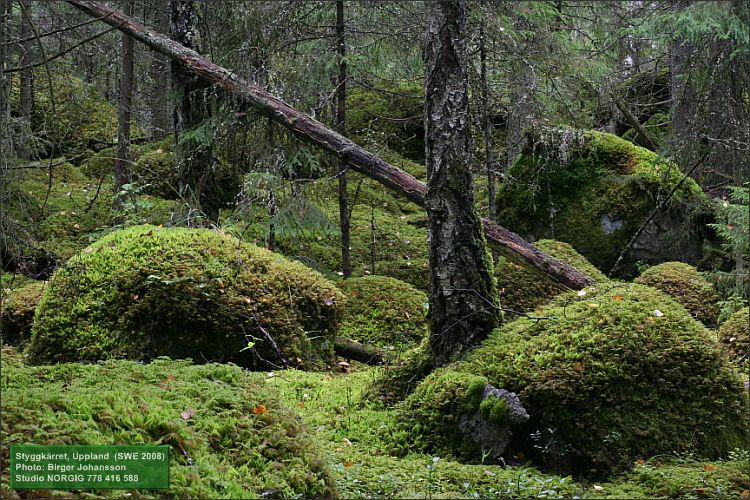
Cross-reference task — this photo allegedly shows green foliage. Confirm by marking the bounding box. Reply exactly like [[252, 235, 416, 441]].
[[622, 112, 671, 151], [0, 280, 45, 346], [132, 138, 179, 199], [709, 186, 749, 303], [1, 348, 336, 498], [336, 276, 428, 351], [274, 174, 430, 290], [18, 70, 142, 156], [407, 284, 747, 477], [634, 261, 720, 326], [496, 128, 709, 274], [3, 161, 174, 264], [496, 239, 608, 313], [26, 225, 344, 370], [717, 307, 748, 367], [347, 82, 425, 164]]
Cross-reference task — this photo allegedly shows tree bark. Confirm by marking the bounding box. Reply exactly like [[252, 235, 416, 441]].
[[335, 0, 351, 278], [478, 11, 496, 223], [114, 0, 135, 213], [149, 0, 171, 140], [19, 0, 33, 121], [424, 2, 498, 364], [64, 0, 594, 291], [170, 0, 215, 220], [0, 0, 8, 121]]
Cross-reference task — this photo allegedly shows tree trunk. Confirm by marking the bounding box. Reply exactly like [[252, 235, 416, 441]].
[[424, 2, 499, 364], [335, 0, 351, 278], [64, 0, 594, 291], [478, 12, 496, 224], [19, 0, 33, 121], [170, 0, 215, 220], [114, 0, 135, 215], [149, 0, 171, 140], [0, 0, 8, 121]]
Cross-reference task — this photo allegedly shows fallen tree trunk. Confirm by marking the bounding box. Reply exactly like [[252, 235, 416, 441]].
[[334, 338, 385, 365], [65, 0, 594, 291]]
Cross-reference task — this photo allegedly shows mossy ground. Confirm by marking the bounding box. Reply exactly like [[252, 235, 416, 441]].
[[0, 347, 335, 499], [0, 279, 45, 346], [717, 307, 749, 368], [3, 345, 748, 499]]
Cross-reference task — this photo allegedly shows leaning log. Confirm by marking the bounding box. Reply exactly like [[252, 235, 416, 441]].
[[334, 338, 385, 365], [65, 0, 594, 291]]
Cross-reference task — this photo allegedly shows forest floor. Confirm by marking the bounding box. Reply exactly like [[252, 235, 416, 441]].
[[266, 366, 749, 499]]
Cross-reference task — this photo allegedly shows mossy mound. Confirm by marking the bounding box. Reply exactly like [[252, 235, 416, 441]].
[[26, 225, 344, 370], [0, 280, 45, 346], [497, 239, 607, 313], [0, 348, 336, 498], [622, 112, 670, 151], [337, 276, 428, 351], [366, 341, 435, 404], [717, 307, 748, 365], [496, 128, 710, 276], [401, 284, 747, 476], [634, 261, 720, 326]]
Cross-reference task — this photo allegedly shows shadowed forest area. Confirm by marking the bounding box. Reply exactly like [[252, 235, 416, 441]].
[[1, 1, 749, 498]]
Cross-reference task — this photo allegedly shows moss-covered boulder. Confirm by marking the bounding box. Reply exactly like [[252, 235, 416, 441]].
[[401, 284, 747, 476], [497, 239, 608, 313], [634, 262, 720, 326], [717, 307, 748, 366], [1, 348, 336, 498], [337, 276, 428, 351], [26, 225, 344, 369], [496, 128, 710, 276], [0, 280, 45, 346]]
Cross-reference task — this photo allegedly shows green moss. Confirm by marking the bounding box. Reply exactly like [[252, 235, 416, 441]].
[[497, 239, 608, 313], [26, 225, 344, 370], [337, 276, 428, 351], [717, 307, 748, 366], [347, 82, 424, 164], [479, 396, 510, 426], [496, 128, 709, 275], [0, 347, 336, 498], [397, 369, 489, 457], [634, 262, 720, 326], [406, 284, 747, 476], [0, 280, 45, 346], [132, 139, 179, 199]]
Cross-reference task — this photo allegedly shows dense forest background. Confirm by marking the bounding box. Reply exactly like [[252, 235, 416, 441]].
[[1, 1, 749, 498]]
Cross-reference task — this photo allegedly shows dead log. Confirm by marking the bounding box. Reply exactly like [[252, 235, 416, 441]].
[[65, 0, 594, 291], [334, 338, 385, 365]]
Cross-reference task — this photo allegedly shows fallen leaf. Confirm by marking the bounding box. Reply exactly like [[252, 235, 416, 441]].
[[73, 223, 80, 230], [577, 290, 587, 297], [593, 485, 604, 491], [515, 451, 525, 460], [343, 438, 352, 447], [344, 461, 353, 468], [297, 402, 305, 408], [484, 470, 495, 477], [612, 295, 623, 301], [635, 459, 646, 466], [588, 303, 599, 308], [253, 404, 268, 415], [703, 464, 717, 472], [653, 309, 664, 317], [574, 362, 583, 372], [180, 408, 195, 420]]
